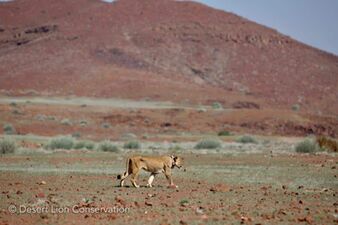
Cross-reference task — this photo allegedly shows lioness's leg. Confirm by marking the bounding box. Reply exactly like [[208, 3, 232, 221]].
[[164, 168, 174, 186], [147, 173, 156, 188], [130, 170, 140, 188], [120, 172, 129, 187]]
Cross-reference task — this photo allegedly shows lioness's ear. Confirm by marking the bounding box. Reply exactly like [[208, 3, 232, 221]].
[[173, 156, 178, 161]]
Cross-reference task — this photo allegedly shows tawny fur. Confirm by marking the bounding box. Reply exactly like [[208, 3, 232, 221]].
[[117, 155, 183, 188]]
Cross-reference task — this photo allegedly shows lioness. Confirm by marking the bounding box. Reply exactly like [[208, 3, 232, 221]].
[[117, 155, 183, 188]]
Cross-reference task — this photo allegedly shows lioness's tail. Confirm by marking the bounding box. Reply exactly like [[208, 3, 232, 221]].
[[117, 157, 132, 180]]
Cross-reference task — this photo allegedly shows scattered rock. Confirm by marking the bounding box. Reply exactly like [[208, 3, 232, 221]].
[[145, 201, 153, 206]]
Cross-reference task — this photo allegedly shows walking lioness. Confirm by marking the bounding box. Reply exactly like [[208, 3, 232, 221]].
[[117, 155, 183, 188]]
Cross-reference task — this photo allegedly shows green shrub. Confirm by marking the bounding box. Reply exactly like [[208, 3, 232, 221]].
[[97, 140, 119, 152], [48, 136, 74, 150], [169, 145, 182, 151], [79, 120, 88, 126], [61, 119, 72, 126], [236, 135, 257, 144], [292, 104, 300, 111], [124, 140, 141, 149], [74, 140, 95, 150], [295, 139, 319, 153], [72, 132, 81, 138], [9, 102, 17, 107], [0, 138, 16, 154], [212, 102, 223, 109], [3, 124, 16, 135], [194, 139, 221, 149], [101, 122, 111, 129], [218, 130, 231, 136]]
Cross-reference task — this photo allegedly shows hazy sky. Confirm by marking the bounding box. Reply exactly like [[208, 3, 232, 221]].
[[196, 0, 338, 56]]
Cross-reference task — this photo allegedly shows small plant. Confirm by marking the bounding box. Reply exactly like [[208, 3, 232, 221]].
[[48, 136, 74, 150], [61, 118, 72, 126], [169, 145, 182, 152], [97, 140, 119, 152], [101, 122, 111, 129], [124, 140, 141, 149], [195, 139, 221, 149], [12, 109, 22, 115], [3, 124, 16, 135], [72, 132, 81, 138], [9, 102, 17, 107], [236, 135, 257, 144], [79, 120, 88, 126], [180, 199, 189, 206], [218, 130, 231, 136], [0, 138, 16, 154], [292, 104, 300, 111], [212, 102, 223, 109], [295, 139, 319, 153], [35, 114, 47, 121]]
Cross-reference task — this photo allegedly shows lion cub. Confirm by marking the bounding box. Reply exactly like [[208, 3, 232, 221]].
[[117, 155, 183, 188]]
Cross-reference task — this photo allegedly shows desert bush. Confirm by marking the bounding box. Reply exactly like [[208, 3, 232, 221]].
[[35, 114, 47, 121], [295, 139, 319, 153], [74, 140, 95, 150], [61, 118, 72, 126], [97, 140, 119, 152], [218, 130, 231, 136], [195, 139, 221, 149], [124, 140, 141, 149], [212, 102, 223, 109], [72, 132, 81, 138], [101, 122, 111, 129], [236, 135, 257, 144], [48, 136, 74, 150], [292, 104, 300, 111], [0, 138, 16, 154], [3, 124, 16, 135], [9, 102, 17, 107], [169, 144, 182, 152], [79, 120, 88, 126], [12, 109, 22, 115]]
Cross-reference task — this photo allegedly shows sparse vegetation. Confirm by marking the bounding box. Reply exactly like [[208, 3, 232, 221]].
[[72, 132, 81, 138], [292, 104, 300, 111], [97, 140, 119, 152], [48, 136, 75, 150], [218, 130, 231, 136], [0, 138, 16, 154], [35, 114, 47, 121], [12, 109, 22, 115], [9, 102, 17, 107], [101, 122, 111, 129], [212, 102, 223, 109], [180, 199, 189, 205], [124, 140, 141, 149], [236, 135, 257, 144], [169, 144, 182, 152], [74, 140, 95, 150], [79, 120, 88, 126], [195, 139, 221, 149], [295, 139, 320, 153], [3, 123, 16, 135], [61, 118, 72, 126]]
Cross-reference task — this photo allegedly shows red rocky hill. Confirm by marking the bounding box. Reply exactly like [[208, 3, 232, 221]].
[[0, 0, 337, 115]]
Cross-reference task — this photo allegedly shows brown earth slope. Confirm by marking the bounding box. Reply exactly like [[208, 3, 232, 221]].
[[0, 0, 337, 115]]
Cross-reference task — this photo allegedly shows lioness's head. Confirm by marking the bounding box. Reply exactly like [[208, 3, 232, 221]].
[[171, 156, 183, 169]]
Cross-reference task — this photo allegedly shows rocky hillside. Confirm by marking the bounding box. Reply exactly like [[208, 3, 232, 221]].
[[0, 0, 337, 114]]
